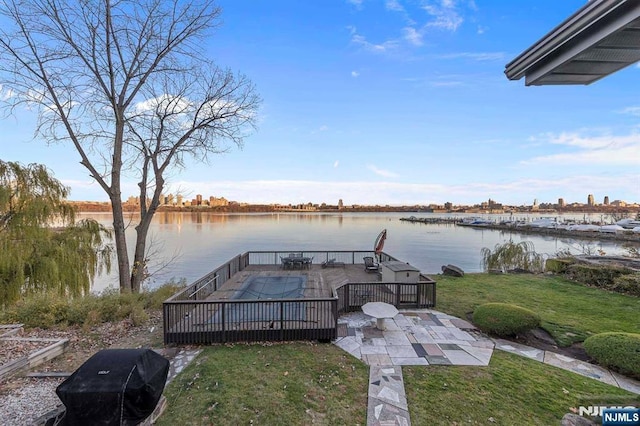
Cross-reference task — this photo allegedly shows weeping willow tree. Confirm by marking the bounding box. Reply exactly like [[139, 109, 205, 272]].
[[480, 241, 545, 274], [0, 160, 112, 307]]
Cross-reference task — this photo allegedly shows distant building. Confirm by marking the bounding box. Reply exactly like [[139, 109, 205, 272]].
[[558, 198, 566, 207], [177, 195, 183, 206], [196, 194, 203, 206], [444, 202, 453, 210], [603, 196, 609, 205], [338, 199, 344, 210], [587, 194, 595, 206], [209, 196, 229, 207]]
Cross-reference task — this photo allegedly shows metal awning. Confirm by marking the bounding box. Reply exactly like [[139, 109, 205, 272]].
[[505, 0, 640, 85]]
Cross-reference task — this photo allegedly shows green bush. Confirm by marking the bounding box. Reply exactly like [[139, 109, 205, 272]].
[[0, 293, 70, 328], [564, 264, 633, 289], [584, 333, 640, 379], [481, 241, 545, 273], [142, 281, 185, 310], [473, 303, 541, 337], [545, 258, 575, 274], [611, 274, 640, 297], [0, 283, 180, 328]]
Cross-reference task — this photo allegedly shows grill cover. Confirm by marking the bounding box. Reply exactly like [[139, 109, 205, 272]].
[[56, 349, 170, 426]]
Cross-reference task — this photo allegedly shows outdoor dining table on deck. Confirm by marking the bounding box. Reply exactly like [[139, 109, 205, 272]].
[[280, 256, 313, 270]]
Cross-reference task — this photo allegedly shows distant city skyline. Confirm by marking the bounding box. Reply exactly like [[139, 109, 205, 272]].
[[2, 0, 639, 206], [116, 192, 638, 208]]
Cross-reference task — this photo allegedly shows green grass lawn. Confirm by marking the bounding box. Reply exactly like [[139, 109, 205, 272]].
[[436, 273, 640, 346], [157, 273, 640, 424], [404, 350, 639, 425], [157, 342, 369, 425]]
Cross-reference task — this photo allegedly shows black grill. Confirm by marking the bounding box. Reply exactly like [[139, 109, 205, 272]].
[[56, 349, 170, 425]]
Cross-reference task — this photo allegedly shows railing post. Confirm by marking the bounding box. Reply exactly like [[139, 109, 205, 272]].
[[345, 285, 350, 311], [333, 297, 338, 340], [433, 282, 437, 307], [280, 301, 285, 341], [396, 283, 401, 307], [222, 302, 226, 343]]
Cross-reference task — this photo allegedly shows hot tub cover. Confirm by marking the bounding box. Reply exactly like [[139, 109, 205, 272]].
[[56, 348, 170, 426]]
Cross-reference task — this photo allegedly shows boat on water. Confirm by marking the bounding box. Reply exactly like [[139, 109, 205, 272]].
[[598, 224, 626, 234], [616, 218, 640, 229], [459, 217, 494, 226], [526, 217, 559, 228], [567, 224, 600, 232]]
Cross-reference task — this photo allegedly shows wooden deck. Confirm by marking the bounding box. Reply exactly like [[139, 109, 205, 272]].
[[209, 263, 380, 300], [163, 251, 436, 345]]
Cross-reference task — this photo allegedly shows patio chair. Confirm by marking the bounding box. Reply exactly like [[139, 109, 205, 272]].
[[363, 256, 379, 273], [280, 256, 292, 270], [303, 256, 314, 269]]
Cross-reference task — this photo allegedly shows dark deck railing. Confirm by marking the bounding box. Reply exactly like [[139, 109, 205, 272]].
[[163, 250, 435, 345]]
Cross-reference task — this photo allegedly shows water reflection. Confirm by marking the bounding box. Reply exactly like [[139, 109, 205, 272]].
[[79, 212, 638, 293]]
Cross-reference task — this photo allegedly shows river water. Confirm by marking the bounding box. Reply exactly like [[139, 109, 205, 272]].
[[80, 211, 635, 293]]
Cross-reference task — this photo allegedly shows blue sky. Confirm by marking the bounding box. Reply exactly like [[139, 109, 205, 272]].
[[2, 0, 639, 206]]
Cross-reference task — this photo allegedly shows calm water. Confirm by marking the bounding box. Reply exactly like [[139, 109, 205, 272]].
[[80, 211, 634, 293]]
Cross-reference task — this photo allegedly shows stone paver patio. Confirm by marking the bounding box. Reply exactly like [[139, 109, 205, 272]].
[[335, 310, 494, 367], [334, 309, 640, 426]]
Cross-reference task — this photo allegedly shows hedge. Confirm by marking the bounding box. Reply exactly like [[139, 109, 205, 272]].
[[611, 274, 640, 297], [584, 333, 640, 379], [472, 303, 541, 337], [564, 263, 634, 289], [545, 258, 575, 274]]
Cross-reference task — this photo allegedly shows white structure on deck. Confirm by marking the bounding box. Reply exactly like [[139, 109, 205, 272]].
[[381, 261, 421, 283]]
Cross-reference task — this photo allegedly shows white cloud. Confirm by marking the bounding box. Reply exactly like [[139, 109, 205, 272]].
[[0, 84, 16, 101], [333, 160, 340, 168], [619, 106, 640, 116], [160, 173, 639, 206], [522, 132, 640, 166], [351, 70, 360, 77], [477, 25, 487, 35], [385, 0, 404, 12], [430, 79, 463, 87], [422, 0, 464, 31], [403, 27, 423, 46], [311, 124, 329, 135], [367, 164, 400, 178], [439, 52, 505, 61], [347, 0, 363, 9], [351, 34, 399, 53]]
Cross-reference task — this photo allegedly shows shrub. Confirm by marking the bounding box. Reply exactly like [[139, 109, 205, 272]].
[[584, 333, 640, 379], [0, 293, 70, 328], [480, 241, 545, 273], [545, 258, 575, 274], [143, 281, 185, 310], [611, 274, 640, 297], [473, 303, 541, 337], [0, 284, 176, 329], [564, 264, 633, 289]]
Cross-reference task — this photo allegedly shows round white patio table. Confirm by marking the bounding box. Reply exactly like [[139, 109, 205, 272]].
[[361, 302, 399, 331]]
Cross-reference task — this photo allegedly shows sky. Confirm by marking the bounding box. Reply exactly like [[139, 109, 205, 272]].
[[1, 0, 639, 206]]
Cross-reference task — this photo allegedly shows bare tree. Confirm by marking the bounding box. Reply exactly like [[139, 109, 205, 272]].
[[0, 0, 260, 292]]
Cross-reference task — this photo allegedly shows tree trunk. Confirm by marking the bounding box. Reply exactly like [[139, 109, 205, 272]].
[[131, 214, 152, 293], [110, 196, 132, 293], [130, 187, 162, 293]]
